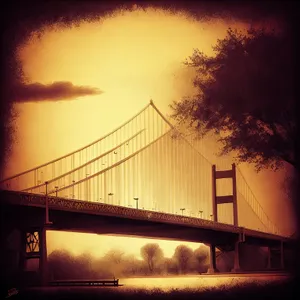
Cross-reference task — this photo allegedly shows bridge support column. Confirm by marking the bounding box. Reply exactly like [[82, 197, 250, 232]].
[[231, 242, 242, 273], [267, 247, 272, 269], [39, 225, 50, 286], [19, 230, 27, 272], [280, 241, 285, 270], [207, 244, 219, 273]]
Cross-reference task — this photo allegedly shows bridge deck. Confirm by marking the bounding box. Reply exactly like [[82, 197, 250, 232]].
[[0, 190, 293, 246]]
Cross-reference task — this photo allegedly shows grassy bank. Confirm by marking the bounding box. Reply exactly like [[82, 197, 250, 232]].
[[16, 278, 297, 300]]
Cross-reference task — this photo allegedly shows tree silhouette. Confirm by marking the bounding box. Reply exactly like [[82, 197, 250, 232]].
[[171, 28, 295, 171], [173, 245, 193, 274], [194, 245, 209, 272], [103, 249, 124, 265], [122, 254, 139, 276], [140, 243, 163, 273], [48, 249, 78, 280], [75, 252, 95, 278]]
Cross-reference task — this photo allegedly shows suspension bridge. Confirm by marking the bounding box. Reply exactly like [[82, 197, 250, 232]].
[[0, 100, 294, 285]]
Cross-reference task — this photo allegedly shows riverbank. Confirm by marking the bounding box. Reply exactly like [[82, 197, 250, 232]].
[[16, 279, 296, 300]]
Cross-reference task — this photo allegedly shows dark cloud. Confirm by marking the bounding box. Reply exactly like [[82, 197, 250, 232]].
[[11, 82, 103, 103]]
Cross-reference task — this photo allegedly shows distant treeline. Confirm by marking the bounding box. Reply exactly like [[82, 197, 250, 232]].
[[48, 243, 209, 279], [48, 243, 285, 280]]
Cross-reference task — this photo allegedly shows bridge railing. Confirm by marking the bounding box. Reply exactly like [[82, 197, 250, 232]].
[[2, 190, 240, 234], [2, 189, 290, 242]]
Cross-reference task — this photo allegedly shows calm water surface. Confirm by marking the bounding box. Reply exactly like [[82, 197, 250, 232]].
[[118, 274, 289, 291]]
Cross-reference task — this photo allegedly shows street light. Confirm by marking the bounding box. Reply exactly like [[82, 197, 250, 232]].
[[108, 193, 114, 203], [45, 181, 53, 225], [55, 186, 59, 197], [180, 208, 185, 216], [134, 197, 139, 209]]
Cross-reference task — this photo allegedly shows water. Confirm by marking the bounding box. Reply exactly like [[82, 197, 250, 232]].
[[118, 274, 289, 291]]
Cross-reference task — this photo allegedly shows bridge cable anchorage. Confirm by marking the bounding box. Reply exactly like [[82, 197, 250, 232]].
[[0, 103, 152, 184], [21, 130, 146, 192]]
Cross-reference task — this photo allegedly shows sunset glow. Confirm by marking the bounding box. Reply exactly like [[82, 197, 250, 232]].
[[47, 231, 202, 259], [6, 5, 296, 255], [11, 8, 248, 176]]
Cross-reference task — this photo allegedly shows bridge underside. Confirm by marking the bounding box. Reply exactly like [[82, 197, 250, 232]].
[[1, 197, 292, 249], [2, 204, 238, 246]]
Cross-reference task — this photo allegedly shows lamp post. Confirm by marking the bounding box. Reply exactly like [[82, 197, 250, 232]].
[[45, 181, 52, 225], [199, 210, 203, 218], [108, 192, 114, 204], [55, 186, 58, 197], [134, 197, 139, 209], [180, 208, 185, 216]]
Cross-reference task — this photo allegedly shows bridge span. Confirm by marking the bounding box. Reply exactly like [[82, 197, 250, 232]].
[[0, 189, 295, 287], [0, 101, 295, 287]]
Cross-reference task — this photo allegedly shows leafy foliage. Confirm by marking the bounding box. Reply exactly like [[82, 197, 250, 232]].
[[173, 245, 194, 274], [171, 28, 295, 171], [46, 243, 280, 280], [194, 246, 209, 272], [141, 243, 164, 273]]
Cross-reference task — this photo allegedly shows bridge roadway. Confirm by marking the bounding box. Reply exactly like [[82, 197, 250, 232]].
[[0, 190, 293, 249]]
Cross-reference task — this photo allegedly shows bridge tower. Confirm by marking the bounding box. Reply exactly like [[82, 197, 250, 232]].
[[20, 184, 52, 287], [20, 226, 49, 286], [209, 163, 242, 273], [212, 163, 238, 226]]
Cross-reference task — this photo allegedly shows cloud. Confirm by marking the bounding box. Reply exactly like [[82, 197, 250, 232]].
[[11, 81, 103, 103]]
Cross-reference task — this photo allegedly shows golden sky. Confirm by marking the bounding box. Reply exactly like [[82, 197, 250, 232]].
[[6, 6, 296, 253], [47, 230, 202, 259]]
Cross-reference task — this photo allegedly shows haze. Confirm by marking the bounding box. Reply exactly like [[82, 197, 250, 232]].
[[6, 6, 296, 253]]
